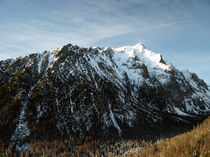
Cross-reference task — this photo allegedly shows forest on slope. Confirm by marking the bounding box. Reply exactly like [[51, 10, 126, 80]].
[[1, 116, 209, 157]]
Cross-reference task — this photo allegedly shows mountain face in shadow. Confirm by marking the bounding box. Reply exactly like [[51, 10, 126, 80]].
[[0, 43, 209, 151]]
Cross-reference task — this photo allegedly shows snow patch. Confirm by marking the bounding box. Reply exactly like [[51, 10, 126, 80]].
[[37, 54, 43, 74], [173, 106, 189, 116]]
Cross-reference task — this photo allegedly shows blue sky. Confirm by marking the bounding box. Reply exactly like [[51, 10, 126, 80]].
[[0, 0, 209, 84]]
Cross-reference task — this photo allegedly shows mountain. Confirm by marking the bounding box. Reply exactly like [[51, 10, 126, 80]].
[[0, 43, 209, 151]]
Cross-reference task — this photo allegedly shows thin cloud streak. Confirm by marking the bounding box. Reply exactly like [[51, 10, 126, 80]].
[[136, 19, 192, 31], [91, 19, 192, 45]]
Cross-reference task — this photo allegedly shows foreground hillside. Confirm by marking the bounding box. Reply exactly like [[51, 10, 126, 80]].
[[124, 116, 210, 157], [1, 116, 209, 156]]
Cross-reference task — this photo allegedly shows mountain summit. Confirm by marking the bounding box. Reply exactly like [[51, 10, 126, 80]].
[[0, 43, 209, 151]]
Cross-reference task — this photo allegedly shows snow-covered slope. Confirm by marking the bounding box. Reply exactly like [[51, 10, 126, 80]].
[[0, 43, 209, 151]]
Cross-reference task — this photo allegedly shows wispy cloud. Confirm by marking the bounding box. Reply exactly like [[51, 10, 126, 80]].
[[0, 0, 196, 54]]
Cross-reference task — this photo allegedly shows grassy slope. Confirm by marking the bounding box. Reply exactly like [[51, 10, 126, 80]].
[[124, 116, 210, 157]]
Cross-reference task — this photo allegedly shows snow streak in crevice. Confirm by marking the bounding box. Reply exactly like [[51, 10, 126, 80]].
[[9, 101, 30, 151], [109, 103, 122, 136]]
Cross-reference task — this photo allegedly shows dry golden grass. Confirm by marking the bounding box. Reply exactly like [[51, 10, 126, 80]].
[[125, 116, 210, 157], [0, 136, 142, 157]]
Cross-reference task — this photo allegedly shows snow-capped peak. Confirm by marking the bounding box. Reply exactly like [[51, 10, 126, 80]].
[[133, 42, 145, 51], [114, 43, 171, 70]]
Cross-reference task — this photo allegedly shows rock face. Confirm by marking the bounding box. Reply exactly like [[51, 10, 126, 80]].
[[0, 43, 209, 151]]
